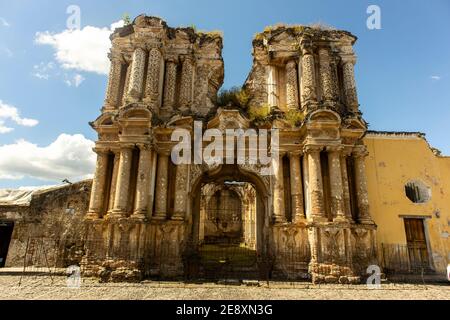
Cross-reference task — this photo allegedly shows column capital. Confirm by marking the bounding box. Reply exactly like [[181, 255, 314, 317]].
[[119, 142, 135, 150], [136, 143, 152, 151], [92, 147, 110, 155], [326, 145, 344, 153], [303, 145, 323, 154], [353, 146, 369, 158], [288, 150, 303, 158]]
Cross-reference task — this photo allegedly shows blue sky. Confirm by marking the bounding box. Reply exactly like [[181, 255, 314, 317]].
[[0, 0, 449, 188]]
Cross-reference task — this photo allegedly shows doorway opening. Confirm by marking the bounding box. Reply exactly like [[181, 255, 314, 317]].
[[187, 164, 269, 280], [0, 221, 14, 268]]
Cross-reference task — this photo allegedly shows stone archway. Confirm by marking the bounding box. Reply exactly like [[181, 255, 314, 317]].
[[186, 164, 271, 280]]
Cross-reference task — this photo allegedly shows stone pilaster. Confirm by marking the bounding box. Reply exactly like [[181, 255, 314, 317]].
[[304, 145, 325, 221], [162, 58, 177, 112], [353, 147, 374, 224], [121, 61, 132, 105], [273, 154, 286, 223], [341, 58, 358, 112], [179, 56, 194, 112], [267, 65, 278, 107], [104, 57, 123, 110], [285, 60, 299, 110], [318, 47, 336, 106], [87, 148, 109, 219], [327, 146, 346, 221], [107, 149, 120, 213], [172, 164, 189, 220], [289, 152, 305, 222], [153, 152, 170, 220], [133, 144, 153, 219], [300, 43, 317, 109], [144, 48, 163, 108], [340, 149, 352, 220], [110, 144, 134, 217], [127, 47, 147, 102]]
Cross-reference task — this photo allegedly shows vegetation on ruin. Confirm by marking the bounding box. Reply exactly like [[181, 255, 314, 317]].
[[122, 13, 131, 26], [217, 87, 250, 108], [247, 104, 271, 123], [284, 109, 305, 127]]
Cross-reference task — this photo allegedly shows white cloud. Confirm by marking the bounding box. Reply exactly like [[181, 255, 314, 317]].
[[0, 18, 10, 27], [64, 73, 85, 87], [0, 100, 39, 133], [35, 20, 124, 75], [0, 134, 96, 182], [430, 75, 441, 81]]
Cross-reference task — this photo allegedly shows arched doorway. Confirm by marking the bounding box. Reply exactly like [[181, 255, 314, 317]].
[[186, 164, 270, 280]]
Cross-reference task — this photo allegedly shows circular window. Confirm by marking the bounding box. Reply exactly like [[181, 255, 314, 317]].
[[404, 180, 431, 204]]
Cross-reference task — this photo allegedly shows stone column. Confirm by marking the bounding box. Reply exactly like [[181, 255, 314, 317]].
[[327, 146, 346, 221], [173, 164, 189, 220], [289, 152, 305, 222], [144, 48, 163, 108], [300, 43, 317, 109], [285, 60, 299, 110], [127, 47, 147, 102], [133, 144, 153, 219], [267, 65, 278, 107], [162, 58, 177, 112], [304, 145, 325, 221], [87, 149, 109, 219], [107, 149, 120, 213], [318, 47, 336, 106], [353, 147, 374, 224], [110, 144, 134, 217], [179, 56, 194, 112], [340, 149, 352, 220], [273, 154, 286, 223], [104, 57, 123, 110], [341, 58, 359, 112], [153, 151, 169, 220]]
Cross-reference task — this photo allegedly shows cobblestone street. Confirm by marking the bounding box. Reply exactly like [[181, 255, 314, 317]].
[[0, 275, 448, 300]]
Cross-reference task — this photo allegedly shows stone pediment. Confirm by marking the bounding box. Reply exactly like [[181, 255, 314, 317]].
[[308, 109, 341, 124], [207, 108, 250, 130]]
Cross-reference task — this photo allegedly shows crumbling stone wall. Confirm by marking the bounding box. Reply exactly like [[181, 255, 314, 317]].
[[0, 180, 91, 267]]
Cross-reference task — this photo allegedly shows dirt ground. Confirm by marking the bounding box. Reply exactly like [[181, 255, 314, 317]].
[[0, 274, 448, 300]]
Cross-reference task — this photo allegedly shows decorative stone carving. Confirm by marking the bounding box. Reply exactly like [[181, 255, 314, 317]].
[[273, 155, 286, 223], [162, 58, 177, 112], [144, 48, 163, 108], [285, 60, 299, 110], [179, 56, 194, 112], [300, 46, 317, 108], [104, 58, 123, 110], [127, 47, 147, 101], [318, 47, 336, 105], [342, 59, 358, 112]]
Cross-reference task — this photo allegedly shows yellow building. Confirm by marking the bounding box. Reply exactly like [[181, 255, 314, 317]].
[[364, 131, 450, 275]]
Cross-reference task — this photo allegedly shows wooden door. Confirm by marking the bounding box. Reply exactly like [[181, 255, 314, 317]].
[[404, 218, 430, 271]]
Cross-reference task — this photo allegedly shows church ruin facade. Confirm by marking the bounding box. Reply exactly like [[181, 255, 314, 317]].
[[81, 15, 378, 283]]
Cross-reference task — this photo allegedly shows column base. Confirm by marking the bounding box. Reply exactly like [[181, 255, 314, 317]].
[[85, 212, 100, 220], [358, 218, 375, 225], [106, 209, 125, 220], [171, 213, 185, 221], [152, 213, 167, 220], [131, 212, 147, 220], [308, 215, 328, 223], [333, 215, 349, 223]]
